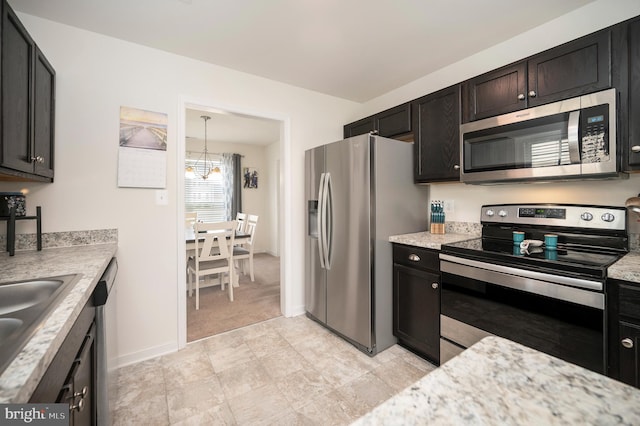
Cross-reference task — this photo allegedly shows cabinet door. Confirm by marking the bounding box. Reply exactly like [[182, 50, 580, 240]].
[[393, 264, 440, 364], [528, 30, 611, 107], [375, 103, 411, 138], [344, 117, 375, 138], [33, 47, 55, 178], [618, 322, 640, 388], [413, 85, 460, 183], [628, 18, 640, 167], [1, 5, 34, 174], [71, 325, 96, 426], [463, 61, 527, 122]]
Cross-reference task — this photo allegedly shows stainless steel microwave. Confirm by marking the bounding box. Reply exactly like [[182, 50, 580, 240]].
[[460, 89, 623, 184]]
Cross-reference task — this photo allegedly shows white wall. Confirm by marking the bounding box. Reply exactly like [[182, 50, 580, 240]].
[[357, 0, 640, 223], [2, 14, 359, 366]]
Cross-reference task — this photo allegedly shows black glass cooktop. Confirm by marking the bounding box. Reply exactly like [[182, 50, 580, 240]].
[[440, 237, 624, 280]]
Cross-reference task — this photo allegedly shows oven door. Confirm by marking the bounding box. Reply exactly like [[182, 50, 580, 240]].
[[439, 254, 606, 373]]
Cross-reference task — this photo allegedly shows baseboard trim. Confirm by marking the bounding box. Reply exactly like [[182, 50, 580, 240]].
[[116, 341, 177, 369], [288, 304, 306, 317]]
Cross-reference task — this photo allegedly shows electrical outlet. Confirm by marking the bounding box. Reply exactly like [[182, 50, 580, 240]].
[[444, 199, 454, 213], [156, 190, 168, 205]]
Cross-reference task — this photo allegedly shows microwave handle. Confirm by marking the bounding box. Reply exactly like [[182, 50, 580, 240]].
[[567, 110, 581, 164]]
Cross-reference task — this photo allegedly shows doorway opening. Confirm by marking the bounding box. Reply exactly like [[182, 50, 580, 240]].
[[177, 99, 291, 348]]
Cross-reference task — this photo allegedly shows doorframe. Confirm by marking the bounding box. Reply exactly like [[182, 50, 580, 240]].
[[176, 96, 293, 349]]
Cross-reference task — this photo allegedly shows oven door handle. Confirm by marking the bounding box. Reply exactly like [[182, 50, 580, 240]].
[[439, 254, 604, 310]]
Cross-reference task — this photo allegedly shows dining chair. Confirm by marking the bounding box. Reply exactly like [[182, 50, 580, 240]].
[[185, 212, 199, 272], [233, 214, 258, 281], [187, 220, 236, 309], [185, 212, 198, 229], [236, 212, 247, 233]]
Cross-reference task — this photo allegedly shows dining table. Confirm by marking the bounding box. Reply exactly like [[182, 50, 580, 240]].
[[185, 227, 250, 251], [185, 227, 251, 288]]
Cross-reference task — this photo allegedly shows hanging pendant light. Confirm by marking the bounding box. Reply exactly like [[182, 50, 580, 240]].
[[185, 115, 218, 180], [184, 158, 195, 179]]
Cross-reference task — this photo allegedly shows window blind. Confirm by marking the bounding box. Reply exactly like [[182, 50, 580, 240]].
[[530, 140, 570, 167], [184, 157, 226, 222]]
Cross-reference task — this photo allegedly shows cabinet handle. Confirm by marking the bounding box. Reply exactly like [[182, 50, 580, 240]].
[[30, 156, 45, 164], [70, 398, 85, 412], [72, 386, 88, 398], [408, 254, 420, 262], [517, 94, 525, 100], [622, 338, 634, 349], [432, 282, 439, 289], [453, 164, 460, 170], [528, 90, 537, 98], [632, 145, 640, 153]]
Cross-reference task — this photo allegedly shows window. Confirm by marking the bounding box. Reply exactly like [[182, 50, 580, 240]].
[[184, 157, 227, 222]]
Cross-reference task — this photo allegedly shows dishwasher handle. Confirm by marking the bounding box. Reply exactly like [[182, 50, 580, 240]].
[[93, 257, 118, 306]]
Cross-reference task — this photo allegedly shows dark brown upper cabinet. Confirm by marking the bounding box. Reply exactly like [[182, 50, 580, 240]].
[[462, 62, 527, 122], [33, 47, 56, 179], [344, 103, 411, 139], [463, 30, 611, 123], [412, 85, 460, 183], [626, 17, 640, 169], [344, 116, 375, 138], [0, 0, 55, 182]]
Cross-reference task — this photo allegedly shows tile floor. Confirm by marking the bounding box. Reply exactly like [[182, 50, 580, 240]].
[[113, 315, 436, 425]]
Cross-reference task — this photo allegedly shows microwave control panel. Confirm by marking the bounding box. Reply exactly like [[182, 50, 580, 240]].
[[581, 103, 609, 163]]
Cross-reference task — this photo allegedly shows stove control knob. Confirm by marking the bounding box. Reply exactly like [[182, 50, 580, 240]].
[[498, 210, 508, 218], [486, 209, 495, 217], [601, 212, 615, 222], [581, 212, 593, 221]]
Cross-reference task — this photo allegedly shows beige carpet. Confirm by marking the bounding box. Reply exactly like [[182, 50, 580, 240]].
[[186, 253, 281, 342]]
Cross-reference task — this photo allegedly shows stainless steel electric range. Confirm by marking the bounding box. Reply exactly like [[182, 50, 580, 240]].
[[439, 204, 628, 374]]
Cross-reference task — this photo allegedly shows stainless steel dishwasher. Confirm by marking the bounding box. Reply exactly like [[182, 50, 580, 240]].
[[93, 257, 118, 425]]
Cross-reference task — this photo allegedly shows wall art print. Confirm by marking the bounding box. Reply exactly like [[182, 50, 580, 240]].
[[243, 167, 258, 189]]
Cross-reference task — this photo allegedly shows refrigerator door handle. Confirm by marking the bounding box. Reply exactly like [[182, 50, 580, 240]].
[[324, 173, 333, 269], [317, 172, 326, 269]]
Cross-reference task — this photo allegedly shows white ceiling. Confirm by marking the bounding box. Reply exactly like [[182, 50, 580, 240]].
[[10, 0, 595, 103], [185, 108, 281, 146]]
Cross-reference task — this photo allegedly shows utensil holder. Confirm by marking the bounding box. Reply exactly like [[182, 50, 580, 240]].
[[430, 222, 445, 234]]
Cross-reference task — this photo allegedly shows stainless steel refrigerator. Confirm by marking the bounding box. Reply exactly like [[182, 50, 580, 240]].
[[305, 133, 429, 355]]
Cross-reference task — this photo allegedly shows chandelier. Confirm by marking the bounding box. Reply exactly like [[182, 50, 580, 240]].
[[185, 115, 220, 179]]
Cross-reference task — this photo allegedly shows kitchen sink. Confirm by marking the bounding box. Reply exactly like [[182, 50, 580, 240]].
[[0, 280, 65, 316], [0, 318, 23, 341], [0, 274, 80, 375]]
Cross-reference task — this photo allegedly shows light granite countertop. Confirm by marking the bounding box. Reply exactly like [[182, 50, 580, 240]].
[[389, 232, 476, 250], [609, 251, 640, 284], [0, 243, 118, 403], [354, 336, 640, 425]]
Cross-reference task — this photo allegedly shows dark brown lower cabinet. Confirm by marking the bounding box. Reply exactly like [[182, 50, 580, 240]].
[[607, 278, 640, 388], [392, 244, 440, 364], [30, 297, 97, 425], [618, 322, 640, 388]]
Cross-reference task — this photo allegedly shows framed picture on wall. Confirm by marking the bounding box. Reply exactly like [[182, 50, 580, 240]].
[[243, 167, 258, 189]]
